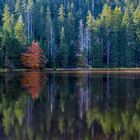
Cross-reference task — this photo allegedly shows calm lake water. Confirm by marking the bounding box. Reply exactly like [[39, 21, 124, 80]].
[[0, 72, 140, 140]]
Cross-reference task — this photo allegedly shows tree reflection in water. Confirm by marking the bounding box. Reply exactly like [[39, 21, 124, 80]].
[[77, 75, 91, 119], [21, 72, 42, 100], [0, 73, 140, 140]]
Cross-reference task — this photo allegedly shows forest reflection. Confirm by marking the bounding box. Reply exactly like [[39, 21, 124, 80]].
[[21, 72, 47, 100], [0, 72, 140, 140]]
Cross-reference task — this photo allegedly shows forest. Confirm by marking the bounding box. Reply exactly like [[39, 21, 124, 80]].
[[0, 0, 140, 69]]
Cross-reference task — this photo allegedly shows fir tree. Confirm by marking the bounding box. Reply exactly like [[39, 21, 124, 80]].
[[59, 27, 68, 68], [14, 15, 26, 45], [2, 5, 13, 68]]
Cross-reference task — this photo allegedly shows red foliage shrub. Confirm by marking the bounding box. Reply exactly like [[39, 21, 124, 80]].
[[21, 41, 43, 69]]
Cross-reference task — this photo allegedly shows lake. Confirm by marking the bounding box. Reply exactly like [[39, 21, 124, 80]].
[[0, 72, 140, 140]]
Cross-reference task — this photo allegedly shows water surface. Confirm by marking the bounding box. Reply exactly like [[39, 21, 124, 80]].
[[0, 72, 140, 140]]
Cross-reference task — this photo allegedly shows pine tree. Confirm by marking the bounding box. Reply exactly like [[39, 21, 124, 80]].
[[86, 10, 94, 30], [134, 7, 140, 40], [134, 6, 140, 66], [14, 15, 26, 45], [86, 10, 94, 66], [26, 0, 34, 43], [58, 4, 65, 24], [45, 6, 55, 67], [59, 27, 68, 68], [123, 5, 136, 67], [15, 0, 22, 17], [39, 6, 46, 40], [46, 6, 52, 40], [92, 17, 104, 67], [66, 10, 77, 67], [78, 19, 85, 67], [57, 4, 65, 33], [2, 5, 12, 35], [110, 7, 123, 67], [100, 4, 112, 67], [100, 4, 112, 29], [2, 5, 13, 68]]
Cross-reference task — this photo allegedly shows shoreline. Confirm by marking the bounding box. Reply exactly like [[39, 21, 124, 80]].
[[1, 68, 140, 74]]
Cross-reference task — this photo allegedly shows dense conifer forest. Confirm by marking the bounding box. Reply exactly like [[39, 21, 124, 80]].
[[0, 0, 140, 69]]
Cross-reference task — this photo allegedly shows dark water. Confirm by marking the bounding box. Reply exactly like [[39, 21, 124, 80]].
[[0, 72, 140, 140]]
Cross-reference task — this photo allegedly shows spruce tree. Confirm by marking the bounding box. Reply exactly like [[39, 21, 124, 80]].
[[86, 10, 94, 66], [123, 5, 136, 67], [15, 0, 22, 17], [45, 6, 55, 67], [59, 27, 68, 68], [93, 18, 104, 67], [2, 5, 12, 35], [57, 4, 65, 41], [66, 11, 77, 67], [134, 6, 140, 66], [14, 15, 26, 45], [110, 7, 123, 67], [2, 5, 13, 68]]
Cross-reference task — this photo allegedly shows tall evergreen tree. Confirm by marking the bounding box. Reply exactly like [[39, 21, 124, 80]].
[[86, 10, 94, 66], [110, 7, 123, 67], [92, 18, 103, 67], [2, 5, 12, 35], [134, 6, 140, 66], [123, 5, 136, 67], [14, 15, 26, 45], [26, 0, 34, 43], [15, 0, 22, 17], [45, 6, 55, 67], [100, 4, 112, 67], [1, 5, 13, 68], [59, 27, 68, 68], [66, 10, 77, 67]]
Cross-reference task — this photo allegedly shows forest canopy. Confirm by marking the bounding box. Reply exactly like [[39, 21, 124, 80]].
[[0, 0, 140, 68]]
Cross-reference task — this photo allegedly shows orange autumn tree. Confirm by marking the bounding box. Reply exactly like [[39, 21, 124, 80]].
[[21, 41, 43, 69]]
